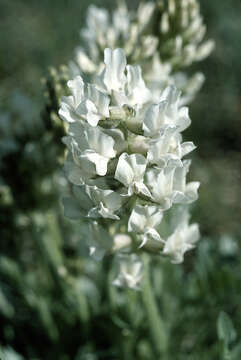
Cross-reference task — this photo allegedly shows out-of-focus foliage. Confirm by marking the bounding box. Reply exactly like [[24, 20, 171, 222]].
[[0, 0, 240, 359], [190, 0, 241, 237]]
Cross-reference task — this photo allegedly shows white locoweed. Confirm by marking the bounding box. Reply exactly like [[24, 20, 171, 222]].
[[60, 48, 200, 288]]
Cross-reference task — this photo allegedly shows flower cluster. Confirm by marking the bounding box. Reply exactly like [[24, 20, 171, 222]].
[[157, 0, 215, 69], [69, 0, 214, 106], [60, 48, 200, 288], [70, 1, 156, 77]]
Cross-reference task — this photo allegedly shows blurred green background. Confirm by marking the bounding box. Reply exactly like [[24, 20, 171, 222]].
[[0, 0, 241, 359]]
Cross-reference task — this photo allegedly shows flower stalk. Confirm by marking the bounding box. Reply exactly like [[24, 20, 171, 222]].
[[141, 254, 168, 357]]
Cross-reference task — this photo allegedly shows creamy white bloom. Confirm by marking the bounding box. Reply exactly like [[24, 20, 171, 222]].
[[63, 122, 116, 178], [115, 153, 151, 197], [86, 185, 123, 220], [59, 76, 110, 126], [143, 86, 191, 138], [147, 126, 196, 168], [126, 65, 151, 106], [62, 184, 122, 220], [172, 160, 200, 204], [162, 211, 200, 264], [113, 254, 143, 290], [128, 205, 163, 247], [146, 161, 199, 210], [99, 48, 127, 93]]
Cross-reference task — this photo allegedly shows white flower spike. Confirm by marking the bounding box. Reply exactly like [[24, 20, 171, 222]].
[[61, 47, 200, 282]]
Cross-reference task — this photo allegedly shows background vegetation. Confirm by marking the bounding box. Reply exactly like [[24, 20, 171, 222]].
[[0, 0, 240, 359]]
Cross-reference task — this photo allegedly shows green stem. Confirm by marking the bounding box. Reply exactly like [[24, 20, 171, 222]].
[[141, 254, 168, 358]]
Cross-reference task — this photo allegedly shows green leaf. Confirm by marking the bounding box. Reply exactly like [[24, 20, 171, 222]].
[[217, 311, 236, 346], [230, 342, 241, 360]]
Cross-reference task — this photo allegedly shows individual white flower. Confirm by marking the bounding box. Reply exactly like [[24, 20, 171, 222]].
[[147, 126, 196, 168], [142, 87, 190, 138], [146, 161, 199, 209], [59, 76, 85, 123], [162, 211, 200, 264], [126, 65, 151, 106], [99, 48, 127, 93], [63, 122, 116, 178], [128, 205, 163, 247], [59, 76, 110, 127], [137, 1, 155, 32], [62, 182, 123, 220], [114, 153, 151, 197], [160, 86, 191, 132], [172, 160, 200, 204], [113, 254, 143, 290], [145, 166, 178, 210], [86, 185, 123, 220]]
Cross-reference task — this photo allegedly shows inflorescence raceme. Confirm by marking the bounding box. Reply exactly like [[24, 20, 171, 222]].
[[60, 48, 200, 289]]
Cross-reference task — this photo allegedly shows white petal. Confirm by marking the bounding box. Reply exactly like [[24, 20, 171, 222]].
[[177, 107, 191, 132], [128, 205, 148, 233], [173, 160, 190, 192], [85, 125, 116, 158], [67, 76, 85, 107], [102, 48, 127, 92], [103, 128, 127, 154], [59, 96, 79, 123], [134, 181, 152, 198], [181, 142, 196, 157], [143, 102, 167, 137], [128, 153, 147, 181], [115, 153, 134, 187], [98, 202, 120, 220], [126, 65, 151, 105], [77, 99, 100, 127], [80, 150, 109, 176], [185, 181, 200, 203], [75, 47, 97, 73], [87, 84, 110, 117], [139, 228, 161, 248], [147, 125, 177, 164]]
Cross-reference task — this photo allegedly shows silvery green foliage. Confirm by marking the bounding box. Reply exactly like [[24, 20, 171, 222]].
[[69, 0, 214, 105], [60, 48, 200, 288]]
